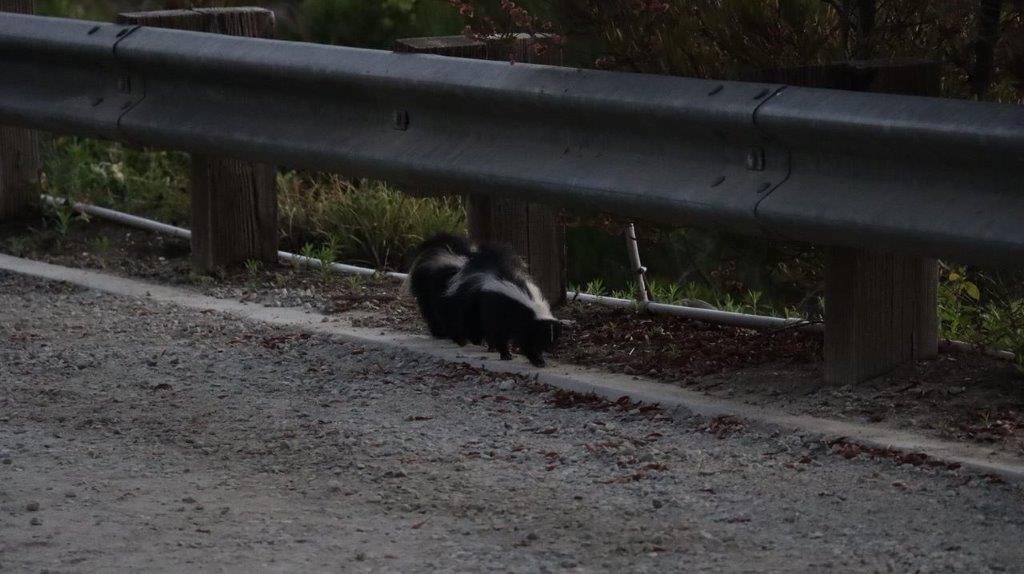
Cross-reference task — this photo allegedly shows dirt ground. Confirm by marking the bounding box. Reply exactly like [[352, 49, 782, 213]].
[[3, 220, 1022, 464], [2, 270, 1024, 573]]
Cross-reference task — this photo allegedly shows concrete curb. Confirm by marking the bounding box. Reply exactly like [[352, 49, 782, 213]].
[[2, 253, 1022, 483]]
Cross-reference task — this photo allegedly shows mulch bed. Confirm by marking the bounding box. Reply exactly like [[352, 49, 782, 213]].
[[552, 303, 821, 379]]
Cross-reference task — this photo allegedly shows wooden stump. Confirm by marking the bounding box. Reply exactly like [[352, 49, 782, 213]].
[[394, 35, 567, 305], [0, 0, 40, 221], [118, 8, 278, 271], [757, 59, 940, 384], [825, 249, 939, 383]]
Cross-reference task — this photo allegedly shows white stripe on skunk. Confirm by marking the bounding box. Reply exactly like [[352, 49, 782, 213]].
[[450, 273, 555, 322]]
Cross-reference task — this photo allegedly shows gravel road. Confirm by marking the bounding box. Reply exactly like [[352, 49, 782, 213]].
[[1, 270, 1023, 573]]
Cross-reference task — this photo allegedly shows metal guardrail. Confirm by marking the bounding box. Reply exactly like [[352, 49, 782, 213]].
[[1, 13, 1022, 266]]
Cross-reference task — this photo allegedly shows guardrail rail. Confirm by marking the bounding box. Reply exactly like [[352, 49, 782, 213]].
[[1, 9, 1022, 383]]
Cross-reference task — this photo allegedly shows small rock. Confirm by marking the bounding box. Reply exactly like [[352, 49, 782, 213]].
[[498, 380, 514, 392], [25, 501, 39, 512], [182, 497, 197, 504], [652, 499, 664, 509], [29, 517, 41, 526], [327, 480, 343, 493]]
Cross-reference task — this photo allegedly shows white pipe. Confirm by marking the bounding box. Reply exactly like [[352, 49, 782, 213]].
[[45, 195, 1015, 361], [277, 251, 405, 280], [624, 223, 650, 303], [568, 291, 821, 332], [44, 195, 406, 280], [45, 196, 192, 240], [939, 339, 1017, 361]]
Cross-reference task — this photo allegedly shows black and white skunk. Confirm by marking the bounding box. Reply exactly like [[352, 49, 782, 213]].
[[406, 233, 474, 339], [407, 235, 561, 367]]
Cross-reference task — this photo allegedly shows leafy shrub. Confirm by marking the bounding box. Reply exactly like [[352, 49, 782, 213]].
[[941, 265, 1024, 374], [279, 172, 465, 270], [452, 1, 1024, 102], [42, 137, 190, 226]]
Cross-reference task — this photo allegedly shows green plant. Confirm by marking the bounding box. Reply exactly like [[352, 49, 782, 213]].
[[744, 290, 764, 314], [4, 236, 36, 258], [42, 137, 190, 226], [243, 259, 264, 289], [583, 278, 607, 297], [300, 242, 320, 264], [280, 172, 466, 270], [717, 293, 741, 313], [610, 287, 633, 300], [939, 265, 982, 342], [978, 300, 1024, 373], [314, 242, 338, 283], [185, 271, 216, 287], [44, 198, 83, 239], [939, 264, 1024, 376], [304, 175, 464, 270], [244, 259, 263, 275], [271, 273, 288, 289], [89, 235, 112, 254], [648, 279, 682, 305], [87, 235, 113, 268], [343, 274, 367, 293]]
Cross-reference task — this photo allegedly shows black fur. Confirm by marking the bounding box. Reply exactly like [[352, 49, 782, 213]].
[[477, 289, 562, 367], [409, 234, 561, 367], [447, 243, 561, 367], [407, 233, 473, 339]]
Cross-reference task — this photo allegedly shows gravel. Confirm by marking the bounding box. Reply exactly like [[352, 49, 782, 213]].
[[6, 221, 1023, 462], [2, 270, 1024, 572]]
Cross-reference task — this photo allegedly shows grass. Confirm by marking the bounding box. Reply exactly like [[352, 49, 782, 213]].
[[279, 172, 464, 270]]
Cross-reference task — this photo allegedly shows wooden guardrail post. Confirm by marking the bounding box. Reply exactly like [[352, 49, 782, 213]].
[[0, 0, 41, 222], [394, 35, 567, 306], [755, 59, 941, 384], [117, 8, 278, 272]]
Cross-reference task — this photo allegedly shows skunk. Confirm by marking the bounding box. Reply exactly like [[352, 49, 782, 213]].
[[406, 233, 474, 339], [445, 243, 561, 367], [408, 234, 561, 366]]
